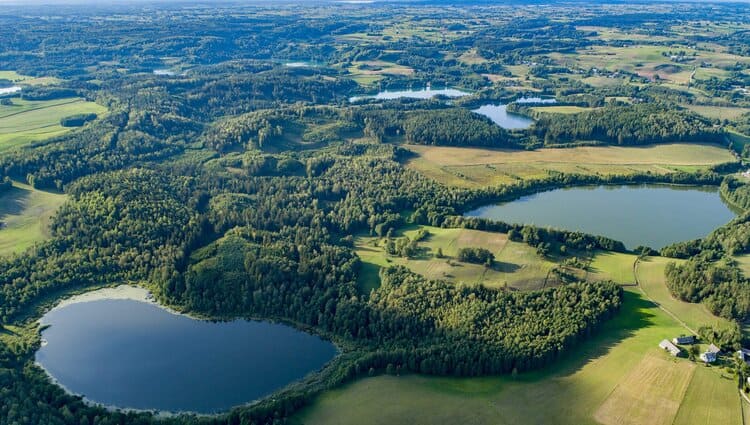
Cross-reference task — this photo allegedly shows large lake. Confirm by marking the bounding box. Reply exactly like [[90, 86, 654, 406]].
[[36, 291, 337, 413], [464, 185, 737, 249], [350, 87, 470, 102]]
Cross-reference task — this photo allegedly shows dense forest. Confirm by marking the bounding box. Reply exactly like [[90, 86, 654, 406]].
[[1, 1, 750, 424]]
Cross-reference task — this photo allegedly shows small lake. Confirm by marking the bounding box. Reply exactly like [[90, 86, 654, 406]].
[[36, 290, 337, 413], [350, 87, 470, 102], [0, 86, 22, 95], [515, 97, 557, 104], [472, 104, 533, 130], [464, 185, 737, 249]]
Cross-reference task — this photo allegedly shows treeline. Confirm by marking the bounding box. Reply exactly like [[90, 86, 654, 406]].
[[530, 103, 723, 146], [401, 109, 513, 147], [60, 113, 97, 127], [176, 229, 623, 376], [665, 259, 750, 321]]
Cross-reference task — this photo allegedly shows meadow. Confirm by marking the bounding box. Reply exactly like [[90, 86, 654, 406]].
[[406, 143, 735, 187], [354, 226, 557, 293], [0, 97, 107, 152], [295, 257, 743, 425], [0, 182, 66, 256]]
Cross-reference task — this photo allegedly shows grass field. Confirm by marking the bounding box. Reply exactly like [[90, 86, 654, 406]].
[[636, 256, 735, 334], [685, 104, 750, 120], [406, 143, 735, 188], [354, 226, 557, 293], [530, 105, 596, 114], [0, 70, 62, 86], [295, 286, 741, 425], [0, 182, 66, 256], [0, 97, 107, 152]]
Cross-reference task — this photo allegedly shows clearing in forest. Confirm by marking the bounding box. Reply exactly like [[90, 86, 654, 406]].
[[354, 226, 557, 293], [0, 182, 67, 256], [0, 97, 107, 152]]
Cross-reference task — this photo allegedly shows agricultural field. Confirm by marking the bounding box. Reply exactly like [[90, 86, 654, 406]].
[[406, 143, 735, 188], [346, 60, 415, 86], [295, 260, 743, 425], [0, 97, 107, 152], [0, 182, 66, 256], [685, 105, 750, 120], [354, 226, 557, 293]]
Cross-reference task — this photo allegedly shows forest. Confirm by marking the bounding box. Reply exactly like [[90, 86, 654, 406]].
[[0, 1, 750, 425]]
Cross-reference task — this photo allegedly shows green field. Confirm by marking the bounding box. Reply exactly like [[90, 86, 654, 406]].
[[685, 104, 750, 120], [406, 143, 736, 188], [355, 226, 557, 293], [0, 97, 107, 152], [0, 70, 62, 86], [0, 182, 67, 256], [637, 256, 735, 334], [296, 258, 743, 425], [531, 105, 596, 114]]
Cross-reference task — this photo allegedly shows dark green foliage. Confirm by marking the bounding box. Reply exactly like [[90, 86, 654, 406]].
[[532, 104, 723, 146], [402, 109, 513, 147], [59, 113, 97, 127], [457, 247, 495, 265], [665, 259, 750, 321]]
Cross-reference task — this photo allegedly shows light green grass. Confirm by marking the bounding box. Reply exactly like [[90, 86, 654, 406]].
[[355, 226, 557, 293], [0, 182, 66, 256], [0, 70, 62, 86], [587, 252, 637, 285], [0, 97, 107, 152], [295, 285, 741, 425], [531, 105, 596, 114], [406, 143, 736, 188], [636, 256, 735, 334], [685, 104, 750, 120]]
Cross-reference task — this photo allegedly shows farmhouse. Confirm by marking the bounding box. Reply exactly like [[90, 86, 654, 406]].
[[659, 339, 681, 357], [700, 344, 721, 364], [672, 335, 695, 345]]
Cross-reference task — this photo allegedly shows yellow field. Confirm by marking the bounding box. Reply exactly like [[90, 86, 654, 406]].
[[594, 353, 695, 425], [355, 226, 557, 292], [406, 143, 735, 188]]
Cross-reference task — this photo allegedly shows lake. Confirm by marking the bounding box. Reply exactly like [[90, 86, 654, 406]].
[[350, 87, 470, 102], [0, 86, 22, 95], [472, 104, 534, 130], [464, 185, 737, 249], [36, 289, 338, 413]]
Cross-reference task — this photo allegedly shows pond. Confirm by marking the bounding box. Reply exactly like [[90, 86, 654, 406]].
[[35, 287, 338, 414], [0, 86, 22, 95], [464, 185, 737, 249], [515, 97, 557, 104], [153, 69, 176, 76], [472, 104, 533, 130], [350, 87, 470, 102]]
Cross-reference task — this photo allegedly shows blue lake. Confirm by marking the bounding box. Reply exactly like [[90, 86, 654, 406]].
[[36, 297, 337, 413], [464, 185, 737, 249]]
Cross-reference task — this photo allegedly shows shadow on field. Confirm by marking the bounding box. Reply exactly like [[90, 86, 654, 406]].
[[527, 290, 657, 380], [0, 185, 31, 221]]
